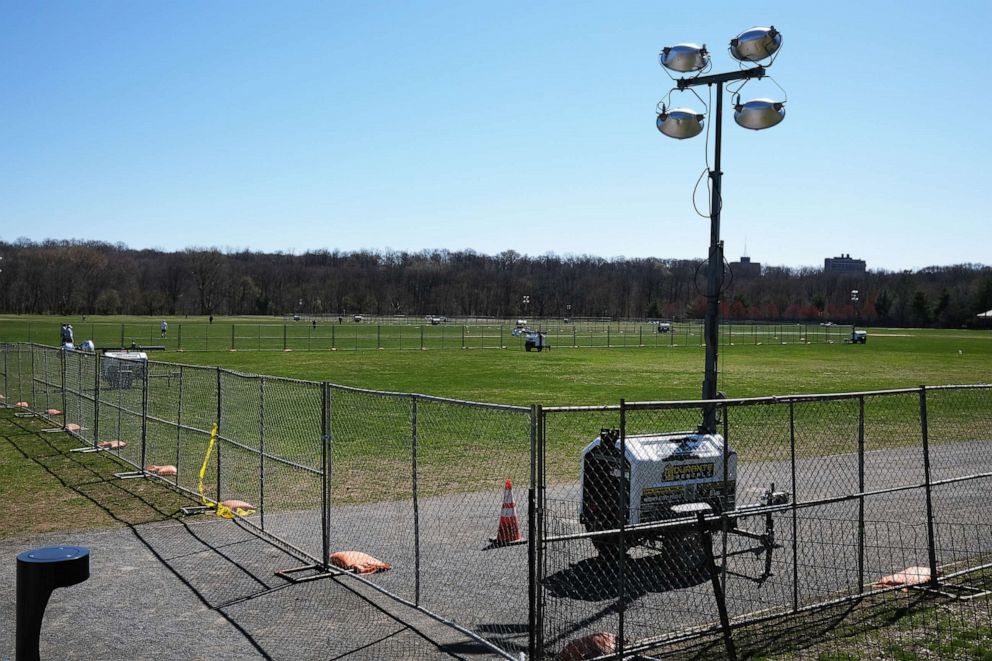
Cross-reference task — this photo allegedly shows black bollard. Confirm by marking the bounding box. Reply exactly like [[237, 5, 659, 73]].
[[16, 546, 90, 661]]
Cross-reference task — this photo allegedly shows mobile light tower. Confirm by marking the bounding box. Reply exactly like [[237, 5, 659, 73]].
[[851, 289, 860, 332], [657, 26, 786, 433]]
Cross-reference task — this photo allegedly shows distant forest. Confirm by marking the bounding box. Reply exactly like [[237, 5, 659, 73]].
[[2, 240, 991, 328]]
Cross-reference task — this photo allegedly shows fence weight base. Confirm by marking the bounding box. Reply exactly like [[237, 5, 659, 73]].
[[274, 564, 341, 584], [69, 446, 102, 453], [179, 505, 212, 516], [910, 583, 992, 601], [113, 471, 146, 480]]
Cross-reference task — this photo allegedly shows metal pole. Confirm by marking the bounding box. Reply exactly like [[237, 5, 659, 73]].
[[259, 377, 266, 528], [858, 395, 866, 592], [321, 382, 330, 568], [140, 359, 149, 469], [60, 348, 67, 430], [93, 352, 101, 447], [527, 403, 538, 661], [919, 386, 939, 587], [411, 396, 421, 606], [700, 511, 737, 661], [175, 367, 184, 485], [178, 323, 182, 350], [789, 400, 798, 612], [617, 399, 627, 659], [216, 367, 222, 503], [701, 80, 725, 434]]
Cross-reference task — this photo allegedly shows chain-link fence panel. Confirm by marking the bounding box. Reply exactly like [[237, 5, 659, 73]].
[[326, 386, 416, 601], [63, 348, 98, 445], [95, 352, 147, 468], [415, 397, 532, 654], [249, 376, 324, 562]]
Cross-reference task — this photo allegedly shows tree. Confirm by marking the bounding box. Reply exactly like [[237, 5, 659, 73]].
[[911, 291, 931, 326]]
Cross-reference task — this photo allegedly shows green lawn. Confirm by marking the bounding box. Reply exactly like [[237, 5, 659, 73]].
[[2, 315, 990, 405]]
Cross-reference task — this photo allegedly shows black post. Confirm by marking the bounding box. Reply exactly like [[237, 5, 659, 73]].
[[527, 404, 539, 660], [701, 80, 725, 434], [919, 386, 939, 587], [16, 546, 90, 661], [699, 512, 737, 660]]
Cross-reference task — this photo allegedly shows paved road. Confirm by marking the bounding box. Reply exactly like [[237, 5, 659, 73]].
[[252, 438, 992, 658]]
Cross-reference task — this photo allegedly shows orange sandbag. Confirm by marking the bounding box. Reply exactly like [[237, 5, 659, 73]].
[[66, 423, 81, 432], [221, 499, 254, 511], [873, 565, 938, 590], [47, 409, 63, 416], [557, 632, 617, 661], [328, 551, 392, 575], [15, 401, 29, 408], [97, 440, 127, 449], [146, 465, 177, 476]]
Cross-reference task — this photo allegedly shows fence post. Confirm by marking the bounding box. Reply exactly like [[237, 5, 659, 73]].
[[140, 359, 149, 469], [93, 352, 101, 447], [617, 399, 627, 659], [377, 325, 381, 350], [789, 400, 799, 612], [532, 404, 545, 660], [216, 368, 222, 504], [857, 395, 866, 593], [231, 324, 235, 350], [321, 382, 331, 568], [120, 323, 125, 347], [919, 386, 939, 587], [175, 367, 184, 486], [259, 377, 266, 529], [331, 323, 336, 350], [607, 326, 610, 348], [527, 404, 538, 660], [411, 396, 421, 606], [283, 324, 287, 351], [178, 323, 182, 350], [30, 344, 37, 413], [60, 348, 67, 430], [461, 325, 465, 350], [421, 326, 424, 350]]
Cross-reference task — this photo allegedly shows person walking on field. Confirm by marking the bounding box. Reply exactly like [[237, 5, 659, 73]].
[[161, 320, 168, 337]]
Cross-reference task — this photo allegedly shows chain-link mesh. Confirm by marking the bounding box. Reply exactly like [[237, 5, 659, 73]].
[[5, 342, 991, 660], [537, 387, 992, 659]]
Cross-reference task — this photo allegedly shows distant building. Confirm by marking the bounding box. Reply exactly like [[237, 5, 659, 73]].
[[730, 255, 761, 278], [824, 254, 866, 273]]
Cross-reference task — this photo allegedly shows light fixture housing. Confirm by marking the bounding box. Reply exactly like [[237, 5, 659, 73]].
[[729, 26, 781, 63], [660, 43, 710, 73], [734, 98, 785, 130], [657, 108, 705, 139]]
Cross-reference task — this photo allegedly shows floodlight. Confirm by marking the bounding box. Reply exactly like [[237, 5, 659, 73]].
[[657, 108, 705, 139], [660, 43, 710, 73], [729, 26, 781, 63], [733, 98, 785, 130]]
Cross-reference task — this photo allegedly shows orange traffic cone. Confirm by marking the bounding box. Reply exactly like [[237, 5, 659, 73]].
[[489, 479, 525, 546]]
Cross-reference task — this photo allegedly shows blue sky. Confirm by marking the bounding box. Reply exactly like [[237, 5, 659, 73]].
[[1, 1, 989, 270]]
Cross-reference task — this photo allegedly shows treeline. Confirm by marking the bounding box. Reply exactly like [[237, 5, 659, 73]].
[[1, 239, 990, 328]]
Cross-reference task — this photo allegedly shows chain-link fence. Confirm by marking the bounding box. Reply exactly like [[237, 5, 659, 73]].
[[534, 386, 992, 659], [3, 319, 854, 352], [1, 343, 533, 660], [5, 342, 989, 660]]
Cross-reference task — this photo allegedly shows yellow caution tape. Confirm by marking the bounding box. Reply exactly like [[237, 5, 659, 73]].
[[197, 422, 255, 519]]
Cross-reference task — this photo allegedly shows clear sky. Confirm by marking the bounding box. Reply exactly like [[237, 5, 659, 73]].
[[1, 1, 989, 271]]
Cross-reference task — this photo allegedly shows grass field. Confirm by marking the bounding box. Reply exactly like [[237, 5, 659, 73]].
[[2, 315, 990, 405]]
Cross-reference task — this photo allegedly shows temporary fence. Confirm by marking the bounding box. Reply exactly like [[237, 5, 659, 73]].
[[3, 342, 989, 660], [2, 343, 532, 660], [534, 386, 992, 659], [4, 320, 854, 352]]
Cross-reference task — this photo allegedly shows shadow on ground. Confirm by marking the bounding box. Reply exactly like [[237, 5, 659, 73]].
[[3, 415, 500, 660]]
